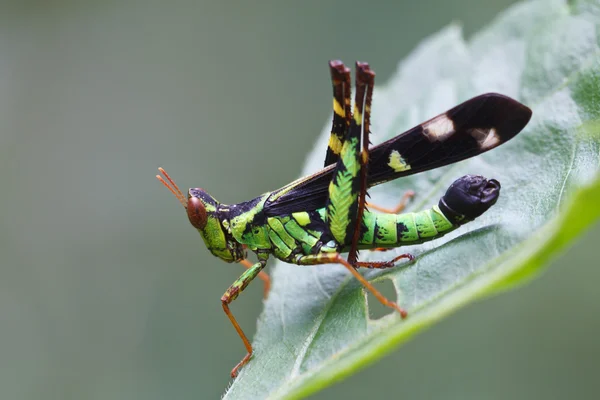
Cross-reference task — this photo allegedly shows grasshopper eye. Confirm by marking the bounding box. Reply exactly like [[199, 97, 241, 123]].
[[157, 167, 206, 230], [187, 197, 207, 230]]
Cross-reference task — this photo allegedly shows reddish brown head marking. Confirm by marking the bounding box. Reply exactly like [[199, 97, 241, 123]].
[[157, 167, 208, 231], [187, 196, 207, 230]]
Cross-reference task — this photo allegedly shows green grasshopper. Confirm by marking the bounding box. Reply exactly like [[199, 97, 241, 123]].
[[157, 61, 532, 378]]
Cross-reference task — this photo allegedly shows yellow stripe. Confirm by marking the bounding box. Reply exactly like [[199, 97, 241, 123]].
[[353, 108, 362, 125], [361, 149, 368, 164], [333, 98, 345, 117], [328, 134, 343, 155]]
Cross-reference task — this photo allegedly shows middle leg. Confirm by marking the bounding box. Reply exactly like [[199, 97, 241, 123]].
[[354, 252, 415, 269], [296, 252, 407, 318]]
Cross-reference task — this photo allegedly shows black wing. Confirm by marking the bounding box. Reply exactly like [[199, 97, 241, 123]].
[[264, 93, 532, 216]]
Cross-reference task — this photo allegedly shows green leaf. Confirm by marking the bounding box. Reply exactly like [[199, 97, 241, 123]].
[[224, 0, 600, 398]]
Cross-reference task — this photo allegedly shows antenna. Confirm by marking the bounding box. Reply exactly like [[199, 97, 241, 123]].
[[156, 167, 187, 208]]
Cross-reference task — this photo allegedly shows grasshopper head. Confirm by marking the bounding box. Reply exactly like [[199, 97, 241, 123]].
[[156, 168, 245, 263], [187, 188, 245, 262]]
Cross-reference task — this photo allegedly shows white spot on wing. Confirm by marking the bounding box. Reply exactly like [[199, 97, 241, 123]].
[[423, 114, 455, 142], [469, 127, 500, 149], [481, 127, 500, 149]]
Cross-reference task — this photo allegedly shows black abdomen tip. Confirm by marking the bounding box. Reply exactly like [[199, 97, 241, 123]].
[[439, 175, 501, 224]]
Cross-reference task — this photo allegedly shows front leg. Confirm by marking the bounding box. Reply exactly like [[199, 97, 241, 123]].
[[239, 259, 271, 298], [222, 259, 267, 378]]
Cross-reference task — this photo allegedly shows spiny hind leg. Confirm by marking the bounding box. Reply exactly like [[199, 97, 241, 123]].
[[324, 60, 352, 167], [325, 62, 375, 265], [347, 62, 376, 265], [325, 63, 374, 250], [296, 252, 407, 318]]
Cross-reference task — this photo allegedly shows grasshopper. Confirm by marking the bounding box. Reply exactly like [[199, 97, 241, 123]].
[[157, 61, 532, 378]]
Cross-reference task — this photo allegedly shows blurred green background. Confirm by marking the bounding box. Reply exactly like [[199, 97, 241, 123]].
[[2, 1, 599, 399]]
